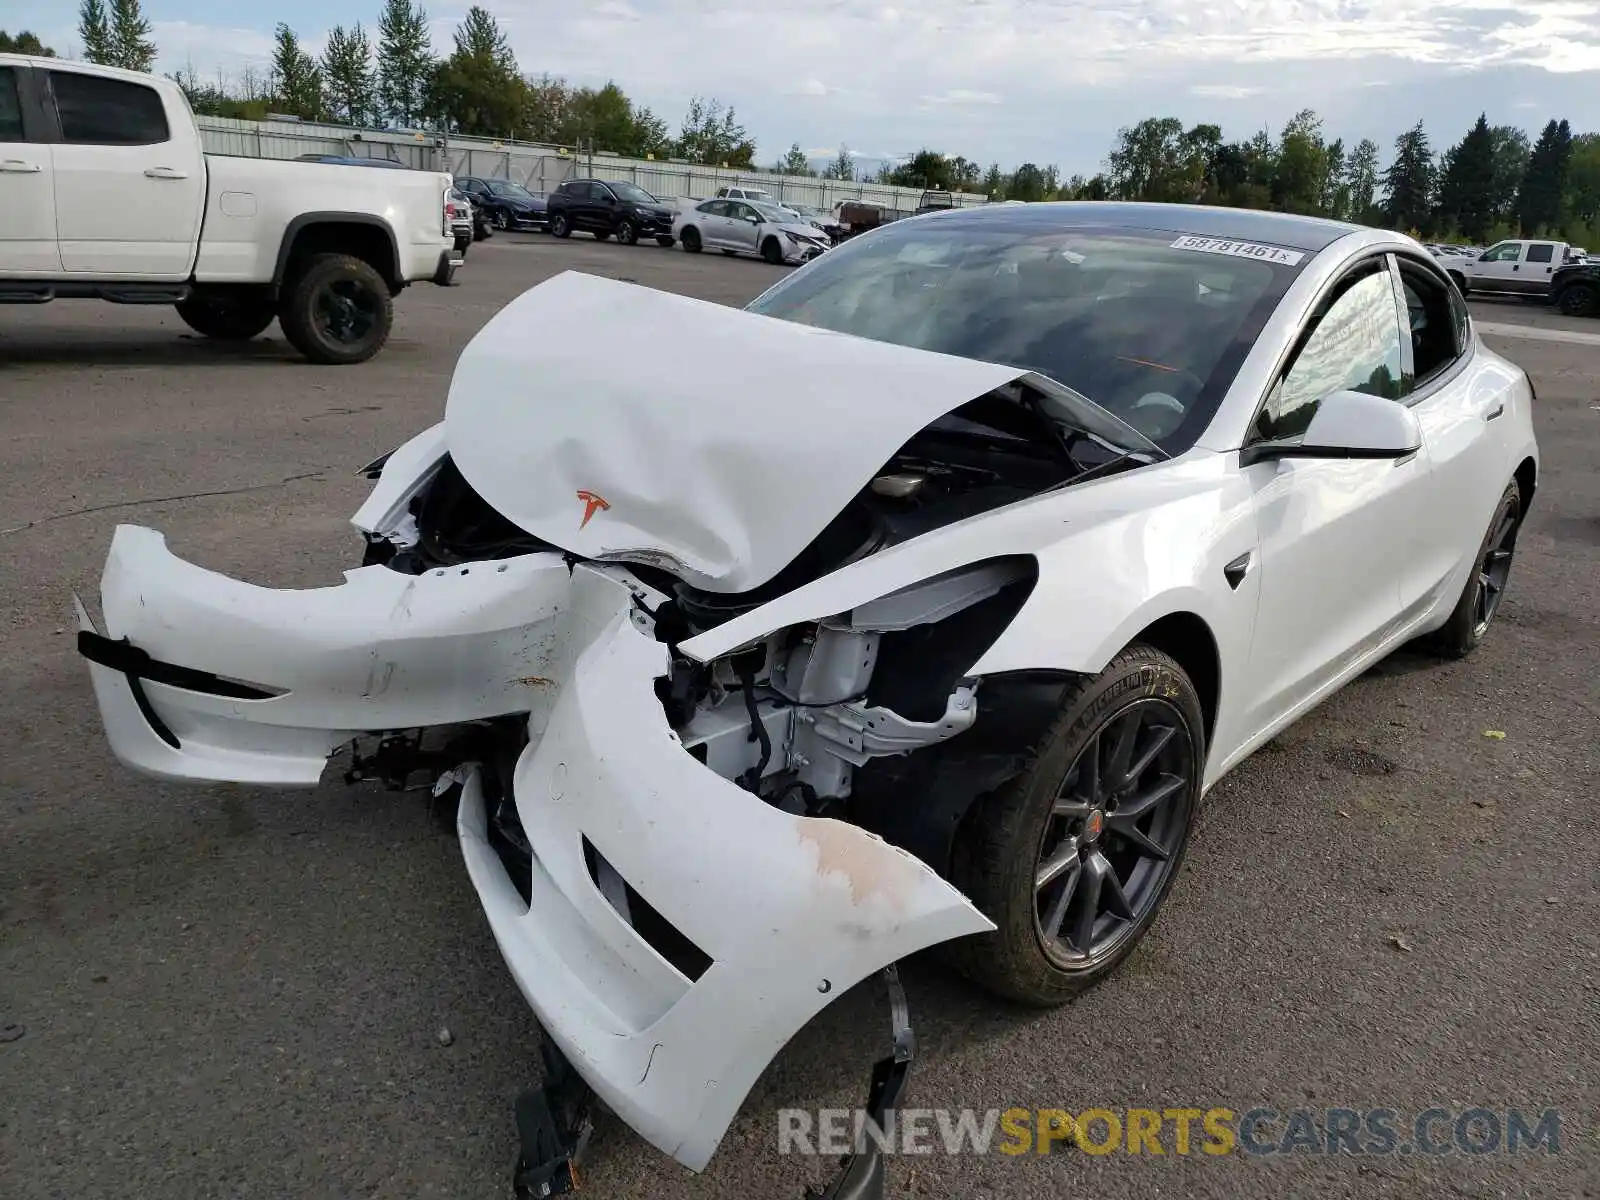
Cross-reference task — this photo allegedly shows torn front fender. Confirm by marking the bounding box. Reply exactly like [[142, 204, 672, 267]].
[[457, 564, 994, 1172]]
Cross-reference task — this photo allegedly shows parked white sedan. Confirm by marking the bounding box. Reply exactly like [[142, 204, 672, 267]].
[[673, 197, 831, 264], [75, 204, 1538, 1195]]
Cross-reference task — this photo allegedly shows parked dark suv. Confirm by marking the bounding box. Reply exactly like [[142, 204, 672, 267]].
[[546, 179, 676, 246], [454, 176, 548, 236]]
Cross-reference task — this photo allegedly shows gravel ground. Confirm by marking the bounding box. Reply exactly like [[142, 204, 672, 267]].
[[2, 235, 1596, 1200]]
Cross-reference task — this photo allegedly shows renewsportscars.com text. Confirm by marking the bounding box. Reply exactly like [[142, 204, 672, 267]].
[[777, 1106, 1565, 1158]]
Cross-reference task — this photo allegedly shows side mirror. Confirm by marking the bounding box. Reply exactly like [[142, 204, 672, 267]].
[[1242, 390, 1421, 466], [745, 214, 761, 224]]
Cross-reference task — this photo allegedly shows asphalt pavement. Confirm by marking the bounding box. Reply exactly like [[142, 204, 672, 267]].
[[1, 236, 1596, 1200]]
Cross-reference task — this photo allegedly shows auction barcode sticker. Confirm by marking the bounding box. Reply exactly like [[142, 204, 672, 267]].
[[1170, 236, 1305, 266]]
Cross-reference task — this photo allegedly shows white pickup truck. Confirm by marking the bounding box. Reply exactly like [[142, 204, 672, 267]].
[[1436, 238, 1584, 301], [0, 55, 457, 364]]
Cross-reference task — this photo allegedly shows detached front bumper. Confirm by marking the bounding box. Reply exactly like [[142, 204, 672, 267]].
[[75, 525, 992, 1173]]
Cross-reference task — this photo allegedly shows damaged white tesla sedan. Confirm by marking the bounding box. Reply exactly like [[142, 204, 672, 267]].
[[76, 203, 1538, 1197]]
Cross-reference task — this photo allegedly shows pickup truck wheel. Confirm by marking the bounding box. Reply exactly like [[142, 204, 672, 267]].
[[616, 219, 638, 245], [1556, 282, 1598, 317], [174, 295, 276, 341], [278, 253, 393, 366], [550, 213, 570, 238]]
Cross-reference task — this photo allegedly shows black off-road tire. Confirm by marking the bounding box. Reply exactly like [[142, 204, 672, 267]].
[[1424, 480, 1522, 660], [174, 294, 276, 341], [946, 645, 1205, 1007], [680, 226, 702, 253], [277, 253, 393, 366], [550, 212, 571, 238], [761, 237, 784, 265], [1556, 282, 1599, 317], [616, 219, 638, 245]]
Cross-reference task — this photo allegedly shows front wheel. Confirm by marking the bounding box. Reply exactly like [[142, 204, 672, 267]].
[[1556, 282, 1599, 317], [680, 226, 701, 253], [550, 213, 571, 238], [277, 253, 393, 366], [1425, 480, 1522, 659], [174, 294, 276, 340], [761, 237, 784, 265], [492, 209, 510, 231], [947, 646, 1204, 1006], [616, 219, 638, 245]]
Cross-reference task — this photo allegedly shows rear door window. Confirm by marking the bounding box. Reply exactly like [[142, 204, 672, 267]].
[[50, 70, 170, 145], [0, 67, 25, 142]]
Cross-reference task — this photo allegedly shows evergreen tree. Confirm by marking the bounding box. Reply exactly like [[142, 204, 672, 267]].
[[377, 0, 435, 127], [1381, 123, 1434, 232], [428, 6, 522, 135], [0, 30, 56, 55], [1345, 138, 1380, 223], [1322, 138, 1349, 219], [77, 0, 113, 65], [1435, 114, 1497, 241], [1487, 126, 1530, 228], [108, 0, 155, 72], [1515, 118, 1573, 233], [270, 24, 323, 120], [321, 23, 377, 126]]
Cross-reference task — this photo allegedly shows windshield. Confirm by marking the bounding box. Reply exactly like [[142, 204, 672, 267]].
[[610, 181, 659, 205], [488, 181, 534, 200], [744, 220, 1304, 450], [752, 202, 800, 223]]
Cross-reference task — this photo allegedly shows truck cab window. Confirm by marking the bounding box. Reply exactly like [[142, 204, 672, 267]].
[[0, 68, 23, 141], [1525, 244, 1555, 264], [50, 71, 169, 145]]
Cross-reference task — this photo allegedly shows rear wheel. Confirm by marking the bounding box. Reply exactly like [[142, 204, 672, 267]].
[[616, 219, 638, 245], [550, 212, 571, 238], [1556, 282, 1599, 317], [947, 646, 1204, 1006], [1425, 480, 1522, 659], [680, 226, 701, 253], [761, 237, 784, 265], [277, 253, 393, 366], [174, 293, 276, 341]]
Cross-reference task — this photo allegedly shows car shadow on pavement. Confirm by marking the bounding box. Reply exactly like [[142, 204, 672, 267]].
[[0, 331, 308, 368]]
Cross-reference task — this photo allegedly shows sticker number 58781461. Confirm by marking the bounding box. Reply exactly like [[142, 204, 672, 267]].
[[1170, 236, 1306, 267]]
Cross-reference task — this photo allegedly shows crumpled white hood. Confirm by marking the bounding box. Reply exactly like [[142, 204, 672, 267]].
[[444, 270, 1026, 593]]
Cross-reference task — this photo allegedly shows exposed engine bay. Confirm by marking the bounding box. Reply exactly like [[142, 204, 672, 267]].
[[357, 381, 1145, 878]]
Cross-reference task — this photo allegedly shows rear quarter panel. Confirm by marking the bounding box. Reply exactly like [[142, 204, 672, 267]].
[[195, 157, 452, 282]]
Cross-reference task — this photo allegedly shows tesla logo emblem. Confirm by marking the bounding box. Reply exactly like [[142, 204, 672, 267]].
[[576, 489, 610, 529]]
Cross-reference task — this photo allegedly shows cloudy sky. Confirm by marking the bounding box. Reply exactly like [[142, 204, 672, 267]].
[[8, 0, 1600, 174]]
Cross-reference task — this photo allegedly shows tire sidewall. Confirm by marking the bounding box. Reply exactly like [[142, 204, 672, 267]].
[[1557, 284, 1596, 316], [1434, 481, 1521, 655], [682, 227, 701, 252], [954, 650, 1205, 1005], [280, 255, 392, 366]]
